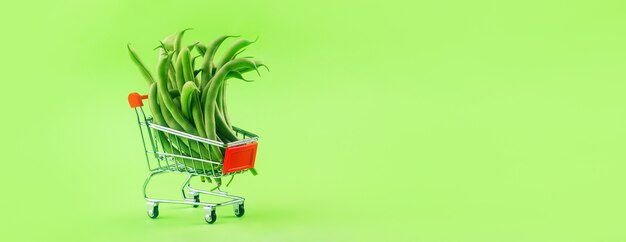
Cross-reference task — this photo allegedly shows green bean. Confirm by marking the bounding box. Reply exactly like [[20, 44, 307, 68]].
[[167, 89, 180, 98], [226, 175, 236, 187], [180, 81, 199, 120], [174, 54, 185, 91], [196, 43, 207, 56], [156, 49, 198, 135], [201, 35, 237, 88], [180, 48, 195, 83], [216, 44, 253, 128], [191, 93, 207, 138], [158, 92, 183, 131], [215, 103, 238, 141], [216, 65, 263, 129], [201, 67, 259, 105], [226, 71, 254, 82], [231, 48, 247, 60], [148, 83, 165, 125], [192, 56, 202, 81], [203, 58, 257, 160], [161, 32, 176, 52], [219, 85, 231, 128], [168, 73, 177, 91], [187, 42, 200, 52], [172, 97, 182, 115], [186, 88, 211, 159], [158, 47, 224, 160], [173, 28, 192, 53], [216, 84, 225, 115], [127, 44, 154, 85], [191, 55, 201, 70], [214, 37, 257, 71], [235, 59, 268, 73], [203, 58, 259, 142], [159, 86, 214, 163], [153, 45, 178, 91]]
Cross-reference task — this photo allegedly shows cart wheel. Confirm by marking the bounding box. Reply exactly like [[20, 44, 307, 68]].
[[204, 209, 217, 224], [147, 205, 159, 219], [234, 203, 245, 217], [192, 194, 200, 208]]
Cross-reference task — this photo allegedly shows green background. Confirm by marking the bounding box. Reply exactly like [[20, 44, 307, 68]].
[[1, 0, 626, 241]]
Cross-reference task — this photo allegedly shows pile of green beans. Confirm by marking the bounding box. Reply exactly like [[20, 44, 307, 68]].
[[128, 30, 267, 175]]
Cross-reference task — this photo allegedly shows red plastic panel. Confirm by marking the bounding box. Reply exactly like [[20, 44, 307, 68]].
[[222, 142, 258, 174]]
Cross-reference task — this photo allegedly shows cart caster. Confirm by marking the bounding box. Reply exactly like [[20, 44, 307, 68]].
[[147, 202, 159, 219], [234, 203, 245, 217], [204, 207, 217, 224], [192, 194, 200, 208]]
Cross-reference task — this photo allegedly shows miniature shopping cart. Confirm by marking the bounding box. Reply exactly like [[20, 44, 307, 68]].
[[128, 92, 259, 224]]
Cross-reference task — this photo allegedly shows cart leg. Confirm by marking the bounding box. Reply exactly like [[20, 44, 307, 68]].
[[181, 174, 194, 199], [181, 174, 201, 207], [143, 171, 161, 199]]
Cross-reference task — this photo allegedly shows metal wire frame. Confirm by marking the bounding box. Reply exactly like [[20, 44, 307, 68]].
[[132, 106, 257, 223]]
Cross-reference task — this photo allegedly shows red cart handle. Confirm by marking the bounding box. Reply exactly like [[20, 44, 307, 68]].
[[128, 92, 148, 108]]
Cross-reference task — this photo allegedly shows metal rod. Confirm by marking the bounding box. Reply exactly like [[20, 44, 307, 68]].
[[153, 151, 221, 165], [150, 124, 225, 146], [225, 138, 258, 147], [135, 109, 152, 170], [181, 174, 193, 199]]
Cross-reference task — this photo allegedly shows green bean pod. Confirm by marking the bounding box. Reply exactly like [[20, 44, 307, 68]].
[[220, 85, 231, 128], [156, 50, 198, 135], [201, 68, 259, 106], [191, 94, 207, 138], [167, 69, 177, 90], [196, 43, 207, 56], [234, 59, 268, 73], [231, 48, 247, 60], [180, 81, 200, 120], [173, 28, 192, 53], [216, 84, 225, 114], [215, 104, 238, 141], [217, 63, 266, 123], [158, 92, 183, 131], [203, 58, 259, 144], [201, 35, 237, 88], [180, 48, 195, 83], [187, 42, 199, 51], [161, 33, 176, 51], [216, 45, 253, 128], [127, 44, 155, 85], [226, 71, 254, 82], [214, 37, 257, 71], [174, 54, 185, 91], [159, 90, 214, 163], [191, 56, 202, 84], [172, 97, 182, 115], [148, 83, 165, 125]]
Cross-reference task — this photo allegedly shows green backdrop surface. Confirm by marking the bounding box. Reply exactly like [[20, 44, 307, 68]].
[[1, 0, 626, 241]]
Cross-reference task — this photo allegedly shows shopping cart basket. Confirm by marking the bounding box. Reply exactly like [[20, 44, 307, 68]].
[[128, 92, 259, 224]]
